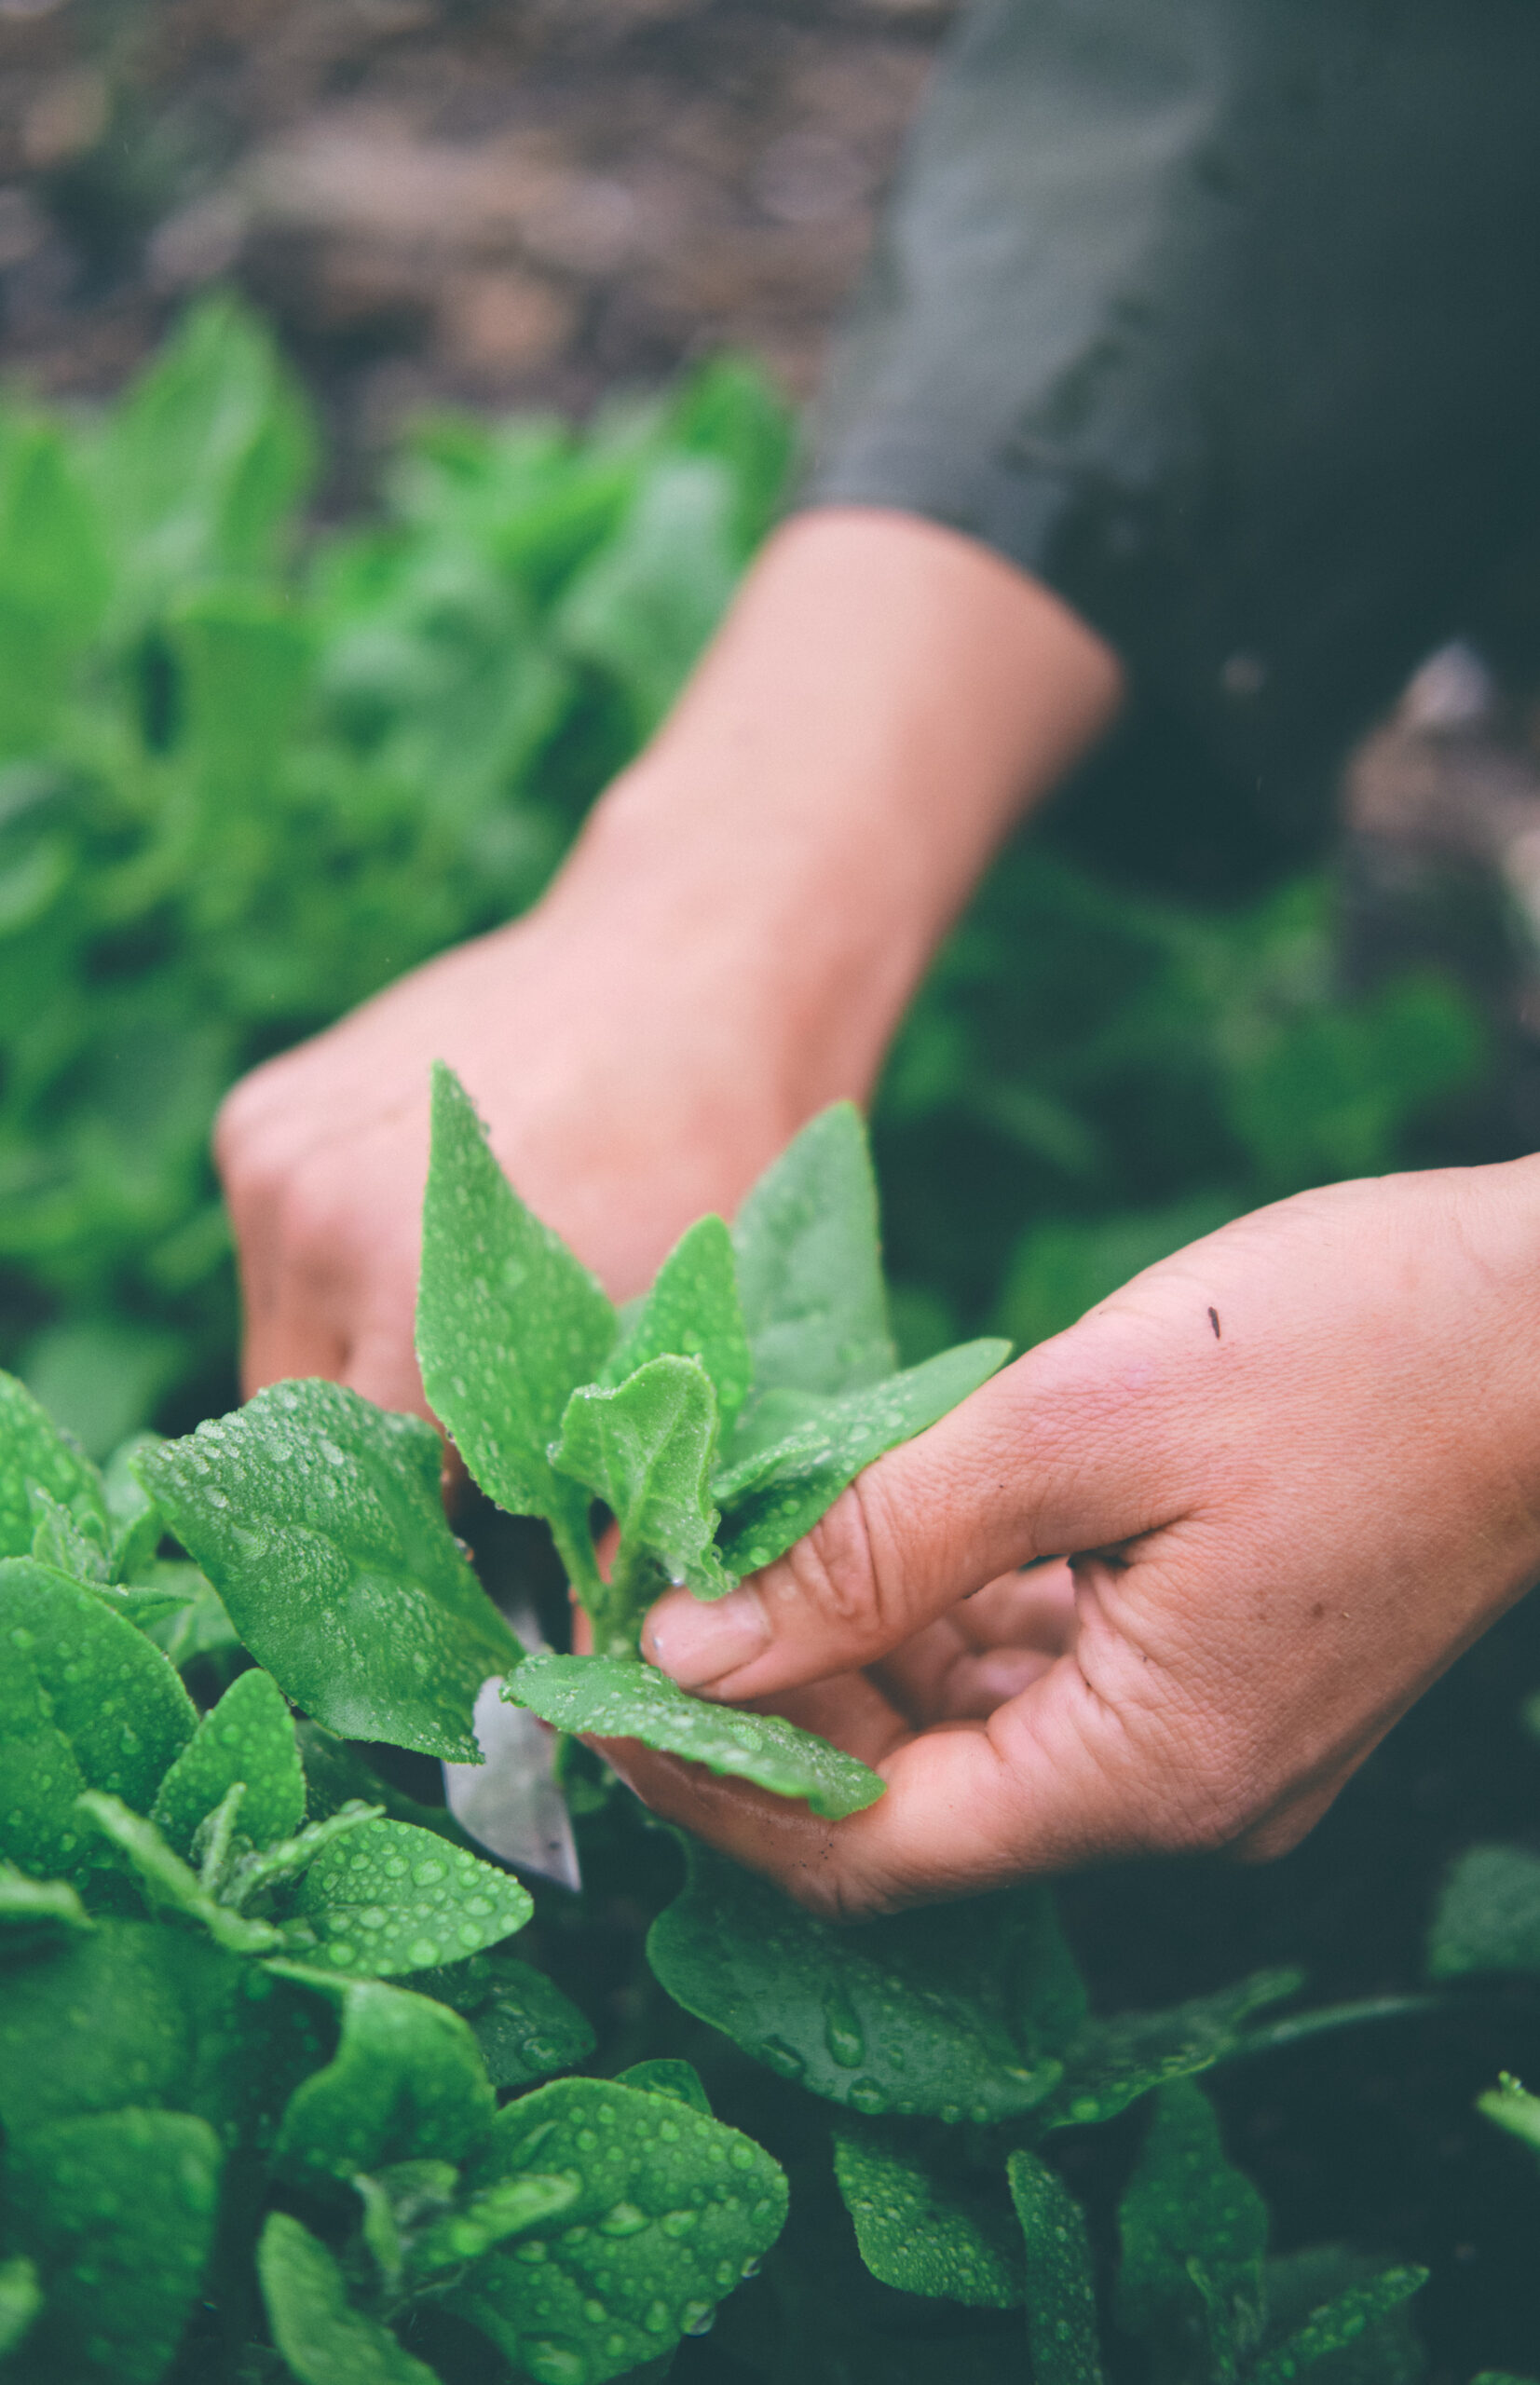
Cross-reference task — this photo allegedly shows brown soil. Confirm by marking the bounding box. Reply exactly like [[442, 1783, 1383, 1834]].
[[0, 0, 955, 452]]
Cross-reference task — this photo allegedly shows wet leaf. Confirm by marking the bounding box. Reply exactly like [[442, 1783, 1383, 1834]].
[[0, 1862, 91, 1956], [508, 1656, 884, 1819], [3, 2106, 222, 2384], [287, 1815, 532, 1978], [833, 2123, 1023, 2308], [416, 1952, 595, 2091], [618, 2059, 712, 2114], [1115, 2079, 1267, 2381], [258, 2212, 440, 2385], [139, 1380, 518, 1762], [605, 1214, 753, 1430], [0, 1559, 195, 1878], [1008, 2149, 1105, 2385], [730, 1105, 896, 1401], [417, 1065, 615, 1591], [271, 1971, 495, 2185], [647, 1846, 1071, 2120], [1251, 2269, 1427, 2385], [1038, 1970, 1302, 2132], [0, 2256, 39, 2357], [0, 1920, 190, 2134], [557, 1356, 734, 1610], [0, 1371, 106, 1560], [75, 1792, 282, 1955], [448, 2076, 786, 2385], [151, 1666, 305, 1858], [714, 1340, 1010, 1577]]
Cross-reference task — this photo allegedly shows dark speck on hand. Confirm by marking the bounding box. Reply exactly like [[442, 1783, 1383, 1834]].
[[1208, 1307, 1221, 1341]]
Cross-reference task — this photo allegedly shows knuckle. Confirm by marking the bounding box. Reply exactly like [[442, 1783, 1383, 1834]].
[[773, 1482, 897, 1642]]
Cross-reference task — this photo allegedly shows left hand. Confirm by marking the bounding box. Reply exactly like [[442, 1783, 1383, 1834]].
[[587, 1161, 1540, 1915]]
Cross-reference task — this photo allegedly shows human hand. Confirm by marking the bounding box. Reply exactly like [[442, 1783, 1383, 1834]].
[[217, 509, 1119, 1413], [618, 1162, 1540, 1915]]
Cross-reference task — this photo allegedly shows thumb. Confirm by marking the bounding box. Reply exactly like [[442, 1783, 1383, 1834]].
[[642, 1308, 1190, 1702]]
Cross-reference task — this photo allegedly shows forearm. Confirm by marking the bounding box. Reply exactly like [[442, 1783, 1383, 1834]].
[[531, 505, 1123, 1114]]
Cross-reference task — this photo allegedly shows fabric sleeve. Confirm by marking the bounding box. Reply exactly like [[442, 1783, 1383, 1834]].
[[801, 0, 1540, 829]]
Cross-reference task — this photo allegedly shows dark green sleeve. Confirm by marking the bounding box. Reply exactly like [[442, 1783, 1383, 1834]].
[[802, 0, 1540, 827]]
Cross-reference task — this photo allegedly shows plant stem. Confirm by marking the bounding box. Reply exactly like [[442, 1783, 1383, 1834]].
[[1227, 1983, 1540, 2064]]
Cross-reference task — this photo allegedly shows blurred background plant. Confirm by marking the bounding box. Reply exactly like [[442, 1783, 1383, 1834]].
[[0, 294, 1492, 1454]]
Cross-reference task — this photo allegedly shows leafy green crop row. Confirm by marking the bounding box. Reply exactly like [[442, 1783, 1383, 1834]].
[[0, 296, 1481, 1457], [0, 1091, 1480, 2384]]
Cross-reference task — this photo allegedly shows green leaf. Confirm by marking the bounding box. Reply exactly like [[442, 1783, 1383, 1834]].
[[0, 1371, 106, 1560], [1426, 1845, 1540, 1979], [730, 1104, 897, 1402], [555, 1356, 734, 1615], [138, 1380, 518, 1763], [286, 1816, 532, 1978], [714, 1342, 1011, 1577], [554, 455, 741, 732], [0, 1861, 91, 1956], [1251, 2269, 1427, 2385], [508, 1655, 885, 1819], [618, 2059, 713, 2114], [102, 1432, 166, 1580], [412, 2169, 581, 2278], [0, 2256, 39, 2358], [151, 1666, 305, 1858], [271, 1973, 495, 2185], [1008, 2149, 1106, 2385], [3, 2107, 223, 2385], [0, 1558, 196, 1877], [605, 1215, 753, 1430], [1263, 2250, 1427, 2385], [27, 1485, 110, 1581], [833, 2123, 1023, 2308], [1038, 1970, 1302, 2132], [0, 1920, 190, 2134], [417, 1951, 596, 2090], [647, 1846, 1073, 2119], [417, 1065, 616, 1593], [97, 293, 316, 605], [258, 2212, 440, 2385], [1115, 2079, 1268, 2382], [75, 1792, 282, 1955], [1478, 2071, 1540, 2155], [448, 2076, 787, 2385], [177, 1941, 335, 2158]]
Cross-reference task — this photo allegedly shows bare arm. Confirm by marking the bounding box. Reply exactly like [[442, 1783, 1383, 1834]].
[[217, 506, 1122, 1408]]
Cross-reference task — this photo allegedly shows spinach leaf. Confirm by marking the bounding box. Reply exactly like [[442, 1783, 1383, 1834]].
[[139, 1380, 518, 1762], [833, 2122, 1024, 2308], [448, 2076, 786, 2383], [1426, 1844, 1540, 1978], [618, 2058, 713, 2113], [1114, 2079, 1268, 2383], [1250, 2269, 1427, 2385], [0, 1558, 195, 1877], [605, 1213, 753, 1430], [1037, 1970, 1302, 2133], [27, 1486, 111, 1582], [75, 1792, 283, 1956], [416, 1064, 615, 1596], [257, 2212, 440, 2385], [714, 1338, 1010, 1576], [509, 1655, 885, 1819], [271, 1972, 496, 2186], [0, 1375, 107, 1560], [0, 1863, 91, 1956], [1008, 2149, 1106, 2385], [416, 1951, 596, 2090], [0, 1920, 190, 2134], [647, 1846, 1071, 2120], [150, 1666, 305, 1859], [287, 1816, 532, 1978], [2, 2107, 223, 2385], [730, 1104, 896, 1402], [555, 1355, 734, 1621]]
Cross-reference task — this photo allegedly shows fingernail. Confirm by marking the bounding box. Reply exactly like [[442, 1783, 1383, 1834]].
[[643, 1585, 770, 1689]]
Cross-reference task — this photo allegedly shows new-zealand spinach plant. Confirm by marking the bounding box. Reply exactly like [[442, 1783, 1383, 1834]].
[[0, 1085, 1438, 2383]]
